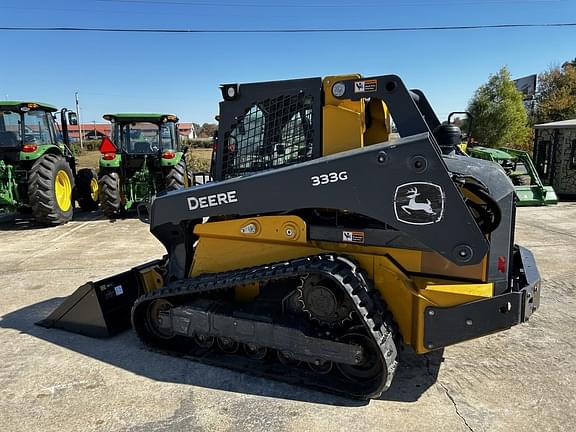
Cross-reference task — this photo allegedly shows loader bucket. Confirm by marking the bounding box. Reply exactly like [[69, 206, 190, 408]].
[[37, 258, 165, 338], [515, 185, 558, 206]]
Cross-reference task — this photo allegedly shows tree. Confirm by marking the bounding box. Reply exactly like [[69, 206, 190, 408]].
[[196, 123, 218, 138], [535, 62, 576, 123], [467, 66, 532, 148]]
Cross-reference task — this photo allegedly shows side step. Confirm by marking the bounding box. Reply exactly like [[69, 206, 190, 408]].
[[37, 258, 165, 338]]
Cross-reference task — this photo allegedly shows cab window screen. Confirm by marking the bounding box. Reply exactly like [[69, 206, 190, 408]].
[[222, 93, 314, 179]]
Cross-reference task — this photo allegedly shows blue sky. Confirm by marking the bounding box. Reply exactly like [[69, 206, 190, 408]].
[[0, 0, 575, 124]]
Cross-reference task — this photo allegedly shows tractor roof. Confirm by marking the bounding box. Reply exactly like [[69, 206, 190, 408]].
[[0, 101, 58, 112], [468, 146, 513, 161], [103, 113, 179, 123]]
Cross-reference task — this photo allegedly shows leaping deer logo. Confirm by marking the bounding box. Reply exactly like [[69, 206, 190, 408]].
[[401, 187, 436, 215]]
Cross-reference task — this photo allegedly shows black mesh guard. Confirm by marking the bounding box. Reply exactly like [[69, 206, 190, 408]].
[[222, 92, 316, 179]]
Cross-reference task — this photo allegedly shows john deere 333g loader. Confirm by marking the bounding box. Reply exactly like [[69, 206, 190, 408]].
[[40, 74, 541, 399]]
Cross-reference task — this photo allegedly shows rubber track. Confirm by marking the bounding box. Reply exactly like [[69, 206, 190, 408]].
[[99, 172, 122, 217], [132, 254, 398, 399], [165, 159, 186, 191], [28, 153, 74, 225]]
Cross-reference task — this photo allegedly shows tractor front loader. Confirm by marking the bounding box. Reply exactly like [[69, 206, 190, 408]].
[[0, 102, 99, 225], [40, 74, 541, 399], [467, 145, 557, 206], [97, 113, 189, 218]]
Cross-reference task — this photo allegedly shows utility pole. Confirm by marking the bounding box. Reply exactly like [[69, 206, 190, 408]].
[[93, 120, 97, 139], [75, 92, 84, 150]]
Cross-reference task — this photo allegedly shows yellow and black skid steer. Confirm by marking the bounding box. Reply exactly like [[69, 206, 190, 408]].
[[39, 74, 541, 399]]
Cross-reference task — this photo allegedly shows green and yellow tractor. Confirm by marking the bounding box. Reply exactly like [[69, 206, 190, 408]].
[[0, 101, 99, 225], [467, 145, 558, 206], [97, 113, 189, 218], [446, 112, 557, 206]]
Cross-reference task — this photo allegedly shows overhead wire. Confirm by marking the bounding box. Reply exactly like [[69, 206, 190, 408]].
[[0, 22, 575, 33], [94, 0, 566, 7]]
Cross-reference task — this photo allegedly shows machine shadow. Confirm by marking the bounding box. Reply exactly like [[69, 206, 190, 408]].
[[0, 210, 137, 231], [1, 297, 443, 406]]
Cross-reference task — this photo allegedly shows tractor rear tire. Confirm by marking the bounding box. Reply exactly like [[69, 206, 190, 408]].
[[76, 168, 99, 211], [28, 153, 75, 225], [99, 172, 124, 218], [166, 158, 189, 191], [165, 159, 188, 191]]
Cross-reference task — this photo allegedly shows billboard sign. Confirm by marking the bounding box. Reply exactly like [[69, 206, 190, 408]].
[[514, 74, 537, 100]]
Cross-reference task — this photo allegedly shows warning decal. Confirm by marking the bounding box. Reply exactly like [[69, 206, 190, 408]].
[[354, 79, 378, 93], [342, 231, 365, 244]]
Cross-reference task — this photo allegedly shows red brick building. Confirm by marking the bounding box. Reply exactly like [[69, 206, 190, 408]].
[[67, 123, 196, 140]]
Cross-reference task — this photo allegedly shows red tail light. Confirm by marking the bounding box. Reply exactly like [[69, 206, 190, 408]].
[[103, 153, 116, 160], [99, 136, 117, 154], [497, 256, 507, 273], [162, 150, 176, 159], [22, 144, 38, 153]]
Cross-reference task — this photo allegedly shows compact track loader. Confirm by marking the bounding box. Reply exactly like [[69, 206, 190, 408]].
[[39, 74, 541, 399]]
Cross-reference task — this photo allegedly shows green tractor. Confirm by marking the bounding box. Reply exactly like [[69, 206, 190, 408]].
[[445, 112, 557, 206], [97, 113, 189, 218], [467, 145, 558, 206], [0, 101, 99, 225]]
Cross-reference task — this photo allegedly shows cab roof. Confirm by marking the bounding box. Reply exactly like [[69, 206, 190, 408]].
[[103, 113, 179, 123], [0, 101, 58, 112]]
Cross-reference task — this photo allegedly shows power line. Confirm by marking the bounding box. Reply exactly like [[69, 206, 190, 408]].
[[94, 0, 565, 7], [0, 22, 575, 34]]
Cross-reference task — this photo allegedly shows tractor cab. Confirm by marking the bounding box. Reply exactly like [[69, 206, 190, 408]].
[[104, 113, 180, 156], [0, 102, 76, 163]]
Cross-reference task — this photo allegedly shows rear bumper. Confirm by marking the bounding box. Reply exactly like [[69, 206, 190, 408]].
[[423, 245, 541, 349]]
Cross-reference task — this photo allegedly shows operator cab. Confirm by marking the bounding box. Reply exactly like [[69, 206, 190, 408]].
[[0, 102, 77, 163], [0, 102, 58, 150], [104, 113, 180, 156]]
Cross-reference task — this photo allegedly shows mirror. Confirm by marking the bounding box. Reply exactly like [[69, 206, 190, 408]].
[[447, 111, 473, 146], [67, 111, 78, 126]]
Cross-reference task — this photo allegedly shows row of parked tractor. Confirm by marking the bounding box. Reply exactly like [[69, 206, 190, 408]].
[[0, 102, 190, 225]]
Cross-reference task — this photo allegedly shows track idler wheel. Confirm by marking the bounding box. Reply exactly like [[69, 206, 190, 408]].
[[336, 333, 383, 382], [143, 299, 174, 340], [243, 343, 268, 360], [217, 337, 239, 354]]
